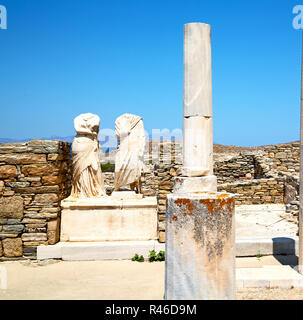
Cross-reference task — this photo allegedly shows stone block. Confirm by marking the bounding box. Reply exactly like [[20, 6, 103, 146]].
[[3, 224, 24, 232], [21, 233, 47, 242], [23, 246, 37, 257], [165, 191, 235, 300], [173, 175, 217, 193], [34, 193, 58, 203], [42, 175, 64, 185], [0, 153, 46, 164], [60, 196, 158, 241], [0, 196, 23, 219], [14, 186, 59, 194], [159, 231, 165, 243], [0, 165, 18, 179], [0, 240, 2, 256], [37, 241, 162, 261], [21, 164, 58, 176], [47, 218, 60, 245], [5, 181, 30, 188], [27, 140, 69, 154], [47, 154, 64, 161], [2, 238, 23, 257]]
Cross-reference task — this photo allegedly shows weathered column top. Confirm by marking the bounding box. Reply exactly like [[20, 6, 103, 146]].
[[183, 22, 212, 117]]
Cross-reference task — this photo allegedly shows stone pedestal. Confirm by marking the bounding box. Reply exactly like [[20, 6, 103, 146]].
[[165, 192, 235, 300], [60, 192, 157, 242]]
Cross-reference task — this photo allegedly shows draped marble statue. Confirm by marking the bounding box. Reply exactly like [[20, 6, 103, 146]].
[[70, 113, 106, 198], [114, 113, 145, 193]]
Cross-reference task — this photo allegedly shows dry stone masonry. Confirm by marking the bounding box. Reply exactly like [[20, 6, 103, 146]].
[[100, 141, 301, 243], [0, 140, 71, 259], [0, 139, 300, 258]]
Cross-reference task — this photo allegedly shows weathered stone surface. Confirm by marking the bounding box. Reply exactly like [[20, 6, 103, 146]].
[[0, 233, 18, 238], [20, 176, 41, 182], [0, 140, 71, 154], [5, 219, 22, 225], [42, 213, 59, 220], [14, 185, 59, 194], [3, 190, 15, 196], [47, 218, 60, 245], [23, 246, 37, 257], [40, 207, 60, 213], [42, 175, 64, 185], [0, 139, 72, 260], [159, 231, 165, 243], [0, 196, 23, 219], [21, 164, 58, 176], [2, 238, 23, 257], [0, 165, 18, 179], [0, 143, 28, 154], [24, 213, 46, 219], [0, 240, 2, 256], [21, 233, 47, 242], [173, 175, 217, 193], [0, 154, 46, 164], [21, 218, 47, 224], [23, 241, 48, 246], [3, 225, 24, 232], [47, 154, 64, 161], [165, 192, 235, 300], [27, 140, 68, 154], [5, 181, 30, 188], [34, 193, 58, 203], [61, 197, 158, 241], [24, 226, 46, 233]]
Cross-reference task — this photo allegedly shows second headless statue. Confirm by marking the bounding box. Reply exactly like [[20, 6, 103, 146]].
[[114, 113, 145, 193]]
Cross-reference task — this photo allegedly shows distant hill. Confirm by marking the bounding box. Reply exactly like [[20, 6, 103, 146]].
[[0, 136, 74, 143], [0, 136, 116, 153]]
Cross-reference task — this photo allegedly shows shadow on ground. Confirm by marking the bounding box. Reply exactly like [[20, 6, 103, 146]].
[[273, 237, 298, 268]]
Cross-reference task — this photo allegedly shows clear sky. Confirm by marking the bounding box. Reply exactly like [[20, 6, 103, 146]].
[[0, 0, 302, 146]]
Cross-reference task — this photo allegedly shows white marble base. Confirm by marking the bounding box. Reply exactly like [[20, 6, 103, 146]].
[[60, 195, 157, 242], [165, 192, 235, 300], [173, 175, 217, 193], [110, 191, 143, 200], [37, 240, 165, 261]]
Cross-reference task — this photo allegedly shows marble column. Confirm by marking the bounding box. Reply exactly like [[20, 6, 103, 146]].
[[165, 23, 235, 300], [177, 22, 216, 192]]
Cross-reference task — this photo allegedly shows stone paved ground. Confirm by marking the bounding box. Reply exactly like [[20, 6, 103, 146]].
[[0, 256, 303, 300], [236, 204, 297, 237]]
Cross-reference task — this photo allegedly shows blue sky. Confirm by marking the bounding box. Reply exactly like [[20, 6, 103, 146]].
[[0, 0, 302, 146]]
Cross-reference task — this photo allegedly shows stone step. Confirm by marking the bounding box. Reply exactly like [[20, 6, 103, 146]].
[[236, 236, 298, 256], [37, 240, 164, 261], [237, 265, 303, 288], [37, 236, 299, 261]]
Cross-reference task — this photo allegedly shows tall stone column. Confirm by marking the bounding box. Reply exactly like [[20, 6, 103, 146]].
[[165, 23, 235, 300], [176, 22, 217, 193]]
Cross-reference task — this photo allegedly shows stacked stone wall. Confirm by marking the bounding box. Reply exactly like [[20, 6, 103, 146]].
[[0, 139, 300, 252], [0, 140, 71, 259], [214, 154, 255, 183]]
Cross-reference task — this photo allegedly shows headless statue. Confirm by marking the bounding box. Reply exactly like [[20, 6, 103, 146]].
[[114, 113, 145, 193], [70, 113, 106, 198]]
